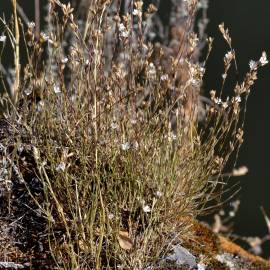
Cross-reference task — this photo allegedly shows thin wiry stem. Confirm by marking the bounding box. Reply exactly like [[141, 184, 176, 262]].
[[11, 0, 20, 104], [35, 0, 40, 37]]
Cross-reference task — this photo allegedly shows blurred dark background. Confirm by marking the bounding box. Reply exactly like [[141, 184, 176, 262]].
[[205, 0, 270, 257], [1, 0, 270, 257]]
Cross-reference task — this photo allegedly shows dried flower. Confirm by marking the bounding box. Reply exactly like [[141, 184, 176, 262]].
[[210, 90, 216, 100], [188, 62, 204, 87], [117, 230, 133, 250], [147, 4, 158, 14], [219, 23, 232, 46]]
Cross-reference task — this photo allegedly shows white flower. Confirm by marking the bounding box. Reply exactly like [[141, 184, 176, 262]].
[[119, 23, 126, 32], [36, 100, 45, 112], [108, 213, 114, 220], [235, 96, 241, 103], [232, 166, 248, 176], [120, 31, 129, 38], [259, 51, 268, 66], [111, 122, 118, 130], [171, 133, 177, 140], [27, 22, 35, 29], [56, 162, 66, 172], [24, 88, 32, 96], [222, 101, 229, 109], [224, 50, 234, 62], [148, 63, 156, 77], [143, 205, 151, 213], [61, 57, 68, 64], [249, 60, 257, 70], [53, 84, 61, 94], [156, 191, 163, 198], [214, 98, 222, 105], [133, 9, 142, 17], [222, 73, 227, 80], [130, 119, 137, 125], [121, 142, 130, 151], [119, 23, 129, 38], [197, 264, 206, 270], [40, 32, 49, 41], [190, 78, 201, 87], [161, 74, 169, 81], [0, 35, 7, 42]]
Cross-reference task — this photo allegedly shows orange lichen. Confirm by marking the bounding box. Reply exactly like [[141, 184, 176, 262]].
[[183, 220, 270, 269], [219, 236, 270, 268]]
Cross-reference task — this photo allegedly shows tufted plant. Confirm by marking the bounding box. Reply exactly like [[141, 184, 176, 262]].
[[0, 0, 267, 269]]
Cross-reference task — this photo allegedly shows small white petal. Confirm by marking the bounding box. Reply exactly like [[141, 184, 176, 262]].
[[143, 205, 151, 213], [61, 57, 68, 64], [197, 264, 206, 270], [121, 142, 130, 151], [36, 100, 45, 112], [259, 51, 268, 66], [108, 213, 114, 220], [232, 166, 248, 176], [235, 96, 241, 103], [156, 191, 163, 198], [249, 60, 257, 70], [53, 84, 61, 94], [214, 98, 222, 105], [111, 122, 118, 130], [161, 74, 169, 81], [27, 22, 35, 28], [133, 9, 142, 17], [56, 162, 66, 172], [24, 88, 32, 96], [0, 35, 7, 42], [40, 32, 49, 41]]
